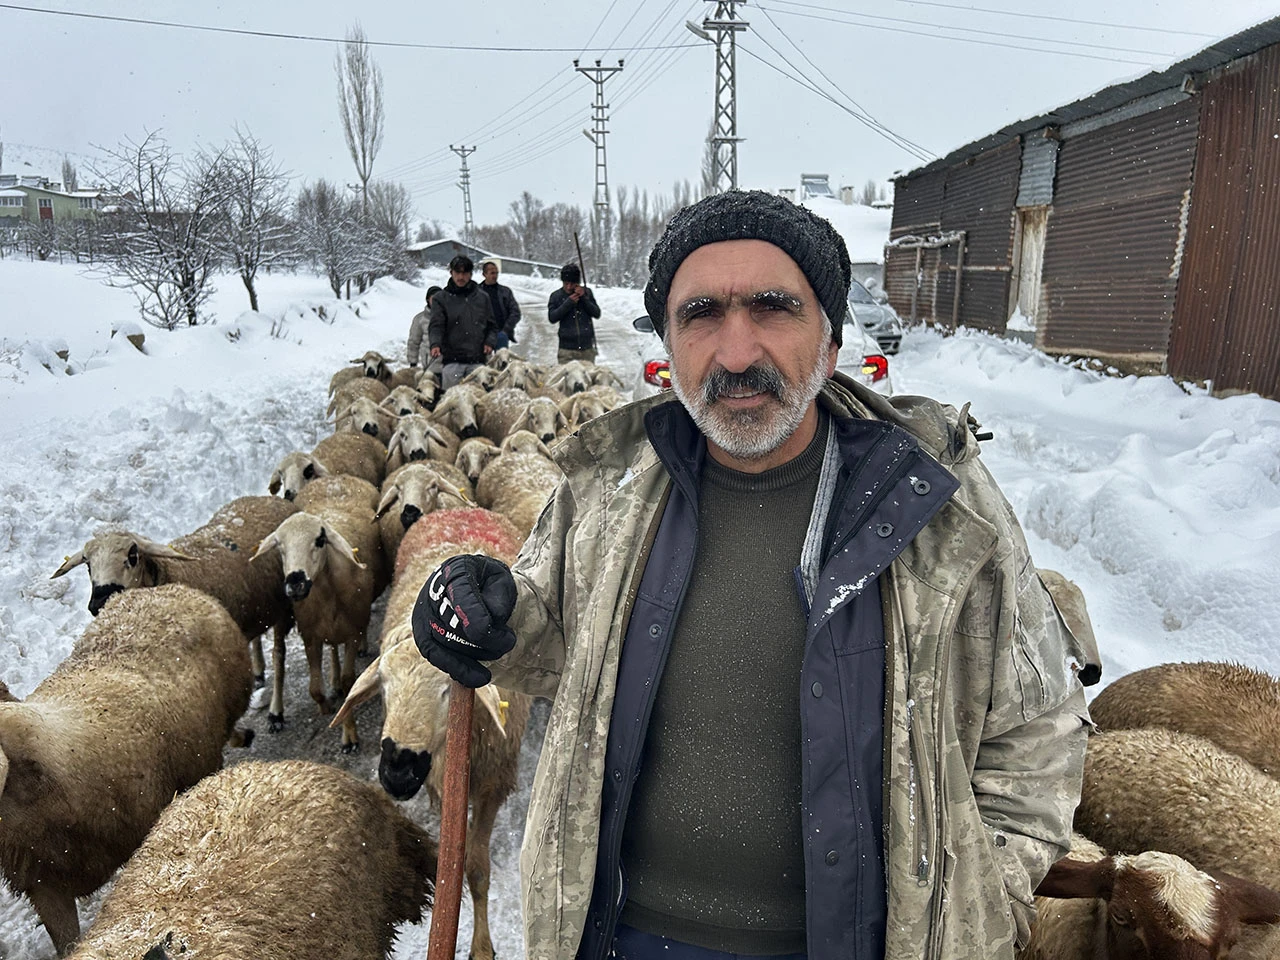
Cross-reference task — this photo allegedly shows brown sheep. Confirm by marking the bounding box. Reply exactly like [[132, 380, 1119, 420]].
[[0, 584, 252, 956], [50, 496, 295, 694], [380, 384, 435, 417], [1022, 834, 1280, 960], [67, 760, 437, 960], [327, 350, 394, 396], [476, 450, 564, 539], [1088, 662, 1280, 777], [335, 507, 529, 960], [269, 433, 388, 502], [252, 475, 386, 750], [327, 376, 390, 417]]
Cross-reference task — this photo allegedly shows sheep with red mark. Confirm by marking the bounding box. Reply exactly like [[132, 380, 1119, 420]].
[[387, 413, 461, 471], [1076, 728, 1280, 958], [50, 496, 296, 696], [334, 506, 528, 960], [0, 585, 253, 956], [327, 350, 394, 396], [252, 475, 386, 750], [1089, 662, 1280, 777], [375, 462, 474, 561], [476, 448, 564, 539], [270, 433, 387, 503], [1021, 834, 1280, 960], [66, 760, 437, 960]]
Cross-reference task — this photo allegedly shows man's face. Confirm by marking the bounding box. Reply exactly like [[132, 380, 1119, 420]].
[[451, 266, 472, 286], [482, 263, 498, 284], [665, 239, 837, 463], [563, 278, 577, 292]]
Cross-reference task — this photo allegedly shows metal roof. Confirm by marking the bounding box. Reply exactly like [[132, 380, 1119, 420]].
[[899, 14, 1280, 180]]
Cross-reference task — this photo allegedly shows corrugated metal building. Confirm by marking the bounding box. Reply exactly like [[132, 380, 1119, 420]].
[[886, 16, 1280, 398]]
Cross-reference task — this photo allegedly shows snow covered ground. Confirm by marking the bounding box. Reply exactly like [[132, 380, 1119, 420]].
[[1, 255, 1279, 956]]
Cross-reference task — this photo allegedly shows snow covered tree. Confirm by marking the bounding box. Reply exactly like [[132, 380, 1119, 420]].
[[415, 220, 444, 243], [209, 129, 295, 312], [296, 178, 360, 298], [61, 156, 78, 193], [335, 23, 384, 216], [97, 132, 226, 329]]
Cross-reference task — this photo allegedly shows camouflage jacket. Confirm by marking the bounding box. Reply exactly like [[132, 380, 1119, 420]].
[[494, 372, 1090, 960]]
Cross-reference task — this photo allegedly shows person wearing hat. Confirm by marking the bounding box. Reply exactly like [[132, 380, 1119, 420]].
[[548, 261, 602, 364], [411, 191, 1090, 960], [406, 284, 444, 373]]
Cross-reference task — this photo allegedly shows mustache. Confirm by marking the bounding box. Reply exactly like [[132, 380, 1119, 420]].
[[701, 365, 786, 404]]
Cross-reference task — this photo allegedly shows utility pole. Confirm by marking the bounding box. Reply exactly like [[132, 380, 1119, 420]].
[[450, 144, 476, 243], [574, 58, 623, 282], [687, 1, 748, 193]]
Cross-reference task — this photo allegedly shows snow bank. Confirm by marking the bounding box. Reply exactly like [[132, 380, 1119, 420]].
[[801, 195, 893, 263]]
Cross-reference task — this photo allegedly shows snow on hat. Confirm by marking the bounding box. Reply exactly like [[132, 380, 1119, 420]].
[[643, 189, 851, 346]]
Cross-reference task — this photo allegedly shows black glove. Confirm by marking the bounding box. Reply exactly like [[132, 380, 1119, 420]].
[[412, 554, 517, 688]]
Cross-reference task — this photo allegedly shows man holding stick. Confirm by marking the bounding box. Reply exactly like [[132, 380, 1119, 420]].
[[547, 262, 601, 364], [414, 191, 1090, 960]]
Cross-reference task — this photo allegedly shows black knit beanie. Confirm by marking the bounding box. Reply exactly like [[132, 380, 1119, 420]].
[[643, 190, 851, 346]]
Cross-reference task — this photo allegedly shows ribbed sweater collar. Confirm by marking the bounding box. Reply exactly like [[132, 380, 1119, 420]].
[[702, 410, 829, 492]]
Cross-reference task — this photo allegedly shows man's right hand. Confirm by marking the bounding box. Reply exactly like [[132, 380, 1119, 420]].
[[430, 346, 442, 358], [411, 555, 517, 688]]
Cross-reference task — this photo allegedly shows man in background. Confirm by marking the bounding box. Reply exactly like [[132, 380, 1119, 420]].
[[547, 262, 601, 364], [428, 255, 499, 389], [480, 260, 522, 349]]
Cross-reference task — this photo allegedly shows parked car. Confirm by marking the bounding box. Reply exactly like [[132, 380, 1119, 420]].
[[631, 315, 892, 398], [847, 278, 903, 355]]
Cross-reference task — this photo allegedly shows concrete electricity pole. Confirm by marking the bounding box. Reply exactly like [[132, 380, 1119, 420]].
[[574, 58, 623, 280], [450, 144, 476, 242], [687, 1, 748, 193]]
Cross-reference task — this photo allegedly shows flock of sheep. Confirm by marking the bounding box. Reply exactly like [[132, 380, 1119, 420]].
[[0, 346, 628, 959]]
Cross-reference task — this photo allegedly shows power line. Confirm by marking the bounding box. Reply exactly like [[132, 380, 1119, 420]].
[[0, 3, 704, 52], [763, 0, 1175, 57], [886, 0, 1216, 38], [755, 5, 1165, 65], [755, 5, 934, 159], [578, 0, 626, 57]]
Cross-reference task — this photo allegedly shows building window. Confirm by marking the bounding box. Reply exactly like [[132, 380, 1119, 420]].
[[38, 199, 52, 208], [78, 197, 95, 209], [0, 197, 23, 207]]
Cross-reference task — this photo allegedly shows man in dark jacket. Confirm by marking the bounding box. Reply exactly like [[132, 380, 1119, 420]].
[[547, 262, 601, 364], [429, 255, 499, 388], [480, 260, 522, 348]]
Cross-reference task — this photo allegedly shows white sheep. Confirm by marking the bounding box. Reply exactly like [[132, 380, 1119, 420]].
[[326, 376, 390, 418], [335, 507, 529, 960], [66, 759, 437, 960], [546, 359, 592, 395], [558, 391, 611, 431], [334, 395, 398, 444], [387, 413, 461, 472], [492, 358, 540, 392], [476, 449, 564, 539], [327, 350, 393, 396], [485, 346, 524, 371], [375, 462, 474, 561], [430, 382, 487, 440], [1021, 833, 1280, 960], [51, 496, 296, 696], [252, 475, 387, 750], [1076, 728, 1280, 958], [499, 429, 555, 460], [380, 384, 434, 418], [1088, 662, 1280, 777], [456, 436, 502, 486], [477, 387, 566, 446], [459, 364, 501, 391], [0, 584, 253, 956], [269, 432, 388, 501]]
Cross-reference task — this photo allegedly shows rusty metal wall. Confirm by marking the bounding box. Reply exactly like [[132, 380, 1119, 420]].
[[1039, 96, 1200, 358], [1169, 45, 1280, 399], [890, 168, 946, 237]]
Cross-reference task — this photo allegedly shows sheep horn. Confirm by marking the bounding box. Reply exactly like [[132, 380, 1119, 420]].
[[50, 549, 87, 579]]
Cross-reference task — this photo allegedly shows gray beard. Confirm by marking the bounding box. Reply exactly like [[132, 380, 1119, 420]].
[[669, 337, 831, 462]]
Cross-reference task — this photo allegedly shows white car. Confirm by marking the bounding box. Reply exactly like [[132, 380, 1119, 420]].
[[631, 316, 893, 399]]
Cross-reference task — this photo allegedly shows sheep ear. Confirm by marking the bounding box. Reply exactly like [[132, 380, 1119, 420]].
[[138, 538, 193, 561], [0, 742, 8, 798], [426, 425, 447, 445], [374, 487, 401, 521], [51, 549, 87, 579], [268, 470, 282, 496], [475, 684, 508, 737], [325, 395, 340, 418], [1212, 871, 1280, 926], [312, 459, 330, 478], [250, 532, 279, 562], [323, 527, 367, 569], [555, 410, 569, 432], [331, 656, 383, 729], [1034, 856, 1115, 900], [385, 429, 403, 461], [536, 438, 555, 460]]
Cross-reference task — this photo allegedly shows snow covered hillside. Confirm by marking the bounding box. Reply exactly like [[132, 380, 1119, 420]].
[[1, 257, 1279, 957]]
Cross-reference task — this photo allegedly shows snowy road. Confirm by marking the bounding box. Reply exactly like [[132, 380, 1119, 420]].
[[2, 260, 1279, 957]]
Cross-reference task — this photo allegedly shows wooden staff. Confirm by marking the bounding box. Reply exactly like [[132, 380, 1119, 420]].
[[426, 679, 474, 960], [573, 230, 588, 286]]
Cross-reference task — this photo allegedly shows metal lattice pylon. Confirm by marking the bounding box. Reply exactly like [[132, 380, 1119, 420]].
[[705, 1, 748, 193], [450, 144, 476, 242], [575, 58, 624, 280]]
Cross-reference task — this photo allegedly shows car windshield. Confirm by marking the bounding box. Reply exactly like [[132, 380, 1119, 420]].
[[847, 280, 877, 304]]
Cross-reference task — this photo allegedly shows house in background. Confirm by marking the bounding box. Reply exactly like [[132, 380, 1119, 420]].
[[0, 175, 103, 222], [404, 237, 560, 278], [885, 15, 1280, 399]]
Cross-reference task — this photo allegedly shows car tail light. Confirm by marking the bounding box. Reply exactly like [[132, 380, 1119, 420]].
[[861, 354, 889, 383], [644, 359, 672, 389]]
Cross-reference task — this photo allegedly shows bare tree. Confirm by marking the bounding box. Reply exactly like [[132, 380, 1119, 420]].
[[859, 179, 879, 206], [96, 132, 226, 329], [335, 23, 384, 215], [61, 156, 79, 192], [210, 129, 295, 312], [415, 220, 444, 243], [700, 121, 717, 199], [508, 192, 546, 260]]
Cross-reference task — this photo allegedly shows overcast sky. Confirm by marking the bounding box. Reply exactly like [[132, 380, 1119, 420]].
[[4, 0, 1279, 228]]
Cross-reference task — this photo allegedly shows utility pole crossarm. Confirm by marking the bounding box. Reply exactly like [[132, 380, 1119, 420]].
[[449, 144, 477, 243]]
